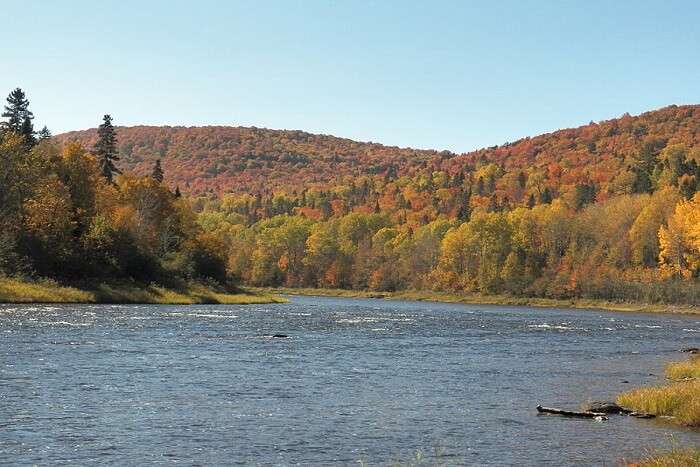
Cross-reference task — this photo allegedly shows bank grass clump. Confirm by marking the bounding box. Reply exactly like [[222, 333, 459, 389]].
[[630, 447, 700, 467], [617, 379, 700, 426], [0, 277, 285, 305], [0, 277, 92, 303], [665, 356, 700, 381]]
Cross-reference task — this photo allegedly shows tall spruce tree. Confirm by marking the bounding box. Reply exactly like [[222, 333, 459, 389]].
[[2, 88, 35, 146], [93, 114, 120, 183], [37, 126, 52, 140], [2, 88, 33, 132], [20, 116, 36, 147], [151, 159, 164, 183]]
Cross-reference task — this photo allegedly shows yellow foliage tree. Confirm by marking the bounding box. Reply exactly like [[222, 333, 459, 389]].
[[658, 193, 700, 278]]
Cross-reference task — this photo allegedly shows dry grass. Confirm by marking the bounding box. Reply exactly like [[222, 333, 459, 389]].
[[0, 277, 92, 303], [665, 356, 700, 381], [251, 287, 700, 315], [630, 448, 700, 467], [0, 278, 285, 305], [617, 380, 700, 426]]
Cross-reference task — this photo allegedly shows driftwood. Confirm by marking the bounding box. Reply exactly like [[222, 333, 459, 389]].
[[628, 412, 656, 419], [537, 404, 656, 421], [536, 405, 608, 420]]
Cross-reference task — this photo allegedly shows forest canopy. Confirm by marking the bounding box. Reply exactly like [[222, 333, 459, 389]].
[[7, 88, 700, 304]]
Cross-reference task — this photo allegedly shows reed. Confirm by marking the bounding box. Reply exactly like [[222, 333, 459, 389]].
[[665, 356, 700, 381], [0, 277, 285, 305], [617, 380, 700, 426], [631, 448, 700, 467]]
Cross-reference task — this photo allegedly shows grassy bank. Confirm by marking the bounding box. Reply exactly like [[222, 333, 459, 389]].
[[630, 448, 700, 466], [617, 356, 700, 427], [251, 287, 700, 315], [0, 278, 286, 305]]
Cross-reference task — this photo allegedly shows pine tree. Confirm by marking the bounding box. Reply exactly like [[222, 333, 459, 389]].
[[151, 159, 164, 183], [457, 202, 471, 222], [174, 186, 182, 198], [2, 88, 33, 133], [20, 117, 35, 147], [527, 193, 536, 208], [37, 126, 52, 140], [93, 115, 120, 183]]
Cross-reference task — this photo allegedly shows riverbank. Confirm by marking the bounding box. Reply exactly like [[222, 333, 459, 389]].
[[617, 356, 700, 427], [618, 356, 700, 466], [251, 287, 700, 315], [0, 278, 286, 305]]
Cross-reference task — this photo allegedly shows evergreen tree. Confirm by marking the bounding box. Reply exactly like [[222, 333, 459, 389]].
[[457, 199, 471, 222], [476, 176, 485, 196], [20, 117, 35, 147], [2, 88, 33, 133], [517, 171, 527, 189], [487, 174, 496, 193], [174, 186, 182, 198], [93, 115, 120, 183], [527, 193, 536, 208], [151, 159, 164, 183], [37, 126, 52, 140]]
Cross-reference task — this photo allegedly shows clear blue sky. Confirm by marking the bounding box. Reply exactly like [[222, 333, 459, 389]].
[[3, 1, 699, 152]]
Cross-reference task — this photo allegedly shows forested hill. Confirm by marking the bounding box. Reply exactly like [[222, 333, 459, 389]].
[[56, 104, 700, 198], [55, 126, 448, 194]]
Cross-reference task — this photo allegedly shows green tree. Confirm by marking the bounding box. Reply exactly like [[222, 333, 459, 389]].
[[2, 88, 33, 133], [37, 126, 52, 140], [152, 159, 164, 183], [93, 114, 120, 183]]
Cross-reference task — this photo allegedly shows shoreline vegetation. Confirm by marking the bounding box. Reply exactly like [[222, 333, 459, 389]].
[[252, 287, 700, 315], [0, 277, 285, 305], [617, 356, 700, 427], [618, 356, 700, 466]]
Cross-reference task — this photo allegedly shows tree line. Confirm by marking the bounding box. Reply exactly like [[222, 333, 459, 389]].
[[4, 88, 700, 305], [0, 88, 227, 286]]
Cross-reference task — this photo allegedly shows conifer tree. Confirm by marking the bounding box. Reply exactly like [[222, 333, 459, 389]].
[[151, 159, 164, 183], [93, 115, 120, 183], [2, 88, 33, 133], [37, 126, 52, 140], [20, 117, 35, 147], [174, 186, 182, 198]]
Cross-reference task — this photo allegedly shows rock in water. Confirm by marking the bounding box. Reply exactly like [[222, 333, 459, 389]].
[[272, 334, 289, 338], [581, 401, 627, 414]]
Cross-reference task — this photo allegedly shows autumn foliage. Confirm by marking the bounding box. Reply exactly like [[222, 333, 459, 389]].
[[13, 93, 700, 303]]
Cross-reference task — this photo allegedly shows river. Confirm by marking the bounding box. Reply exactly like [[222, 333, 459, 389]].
[[1, 296, 699, 465]]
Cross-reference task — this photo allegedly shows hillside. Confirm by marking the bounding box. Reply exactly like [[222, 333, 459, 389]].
[[55, 105, 700, 199], [55, 126, 449, 195], [8, 94, 700, 303]]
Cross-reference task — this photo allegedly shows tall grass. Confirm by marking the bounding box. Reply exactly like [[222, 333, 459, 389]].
[[617, 380, 700, 426], [631, 448, 700, 467], [0, 277, 92, 303], [665, 356, 700, 381], [0, 277, 285, 305]]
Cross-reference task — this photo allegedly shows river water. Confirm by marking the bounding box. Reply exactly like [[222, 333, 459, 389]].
[[1, 296, 699, 465]]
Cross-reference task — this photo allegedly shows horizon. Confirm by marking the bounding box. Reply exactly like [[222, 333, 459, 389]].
[[4, 1, 700, 152]]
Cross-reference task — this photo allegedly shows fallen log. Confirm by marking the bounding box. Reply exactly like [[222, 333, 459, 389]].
[[628, 411, 656, 419], [536, 405, 608, 420]]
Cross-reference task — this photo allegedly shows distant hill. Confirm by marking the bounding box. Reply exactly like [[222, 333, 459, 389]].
[[56, 104, 700, 198]]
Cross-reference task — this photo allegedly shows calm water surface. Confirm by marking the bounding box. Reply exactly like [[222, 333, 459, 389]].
[[1, 296, 699, 466]]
